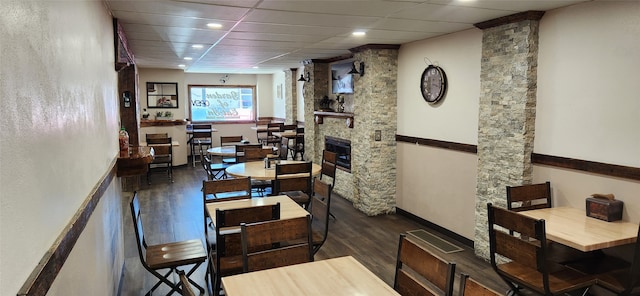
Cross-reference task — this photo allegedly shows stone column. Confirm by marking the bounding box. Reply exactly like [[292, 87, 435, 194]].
[[473, 11, 544, 259], [302, 60, 329, 163], [284, 68, 296, 124], [350, 45, 400, 215]]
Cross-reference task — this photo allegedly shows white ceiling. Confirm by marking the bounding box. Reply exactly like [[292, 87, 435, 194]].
[[105, 0, 591, 74]]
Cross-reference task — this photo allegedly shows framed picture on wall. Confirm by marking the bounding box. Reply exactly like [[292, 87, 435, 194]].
[[147, 82, 178, 108]]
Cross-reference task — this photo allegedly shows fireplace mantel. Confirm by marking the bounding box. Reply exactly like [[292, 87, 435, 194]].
[[313, 111, 354, 128]]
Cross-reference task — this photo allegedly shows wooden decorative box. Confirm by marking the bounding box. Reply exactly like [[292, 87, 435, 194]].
[[586, 194, 623, 222]]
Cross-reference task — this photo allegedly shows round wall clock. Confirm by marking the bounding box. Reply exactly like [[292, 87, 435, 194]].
[[420, 65, 447, 104]]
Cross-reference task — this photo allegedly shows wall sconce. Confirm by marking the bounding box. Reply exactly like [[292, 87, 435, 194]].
[[298, 72, 310, 82], [348, 61, 365, 76]]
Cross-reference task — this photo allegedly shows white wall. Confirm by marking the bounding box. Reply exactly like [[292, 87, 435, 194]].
[[296, 66, 306, 121], [536, 1, 640, 168], [0, 1, 123, 295], [396, 1, 640, 241], [397, 28, 482, 144], [272, 71, 286, 119], [396, 28, 482, 239]]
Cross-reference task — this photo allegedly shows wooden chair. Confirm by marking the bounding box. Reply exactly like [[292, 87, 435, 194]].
[[458, 273, 501, 296], [506, 181, 552, 212], [237, 146, 272, 163], [320, 150, 338, 219], [394, 233, 456, 296], [309, 179, 332, 255], [487, 203, 596, 296], [288, 127, 305, 160], [255, 120, 271, 144], [279, 125, 297, 159], [235, 144, 271, 196], [220, 136, 243, 163], [273, 162, 313, 208], [147, 136, 173, 184], [199, 142, 227, 180], [190, 123, 212, 167], [130, 193, 207, 296], [240, 215, 313, 272], [265, 122, 283, 146], [210, 203, 281, 295]]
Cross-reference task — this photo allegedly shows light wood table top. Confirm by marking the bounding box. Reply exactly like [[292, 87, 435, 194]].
[[222, 256, 400, 296], [250, 126, 280, 132], [225, 160, 321, 181], [205, 195, 309, 228], [521, 206, 638, 252]]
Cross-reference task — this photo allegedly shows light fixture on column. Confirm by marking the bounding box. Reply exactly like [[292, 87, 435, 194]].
[[298, 72, 310, 82], [348, 61, 365, 76]]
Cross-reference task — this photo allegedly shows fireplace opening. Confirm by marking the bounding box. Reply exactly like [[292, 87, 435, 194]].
[[325, 136, 351, 172]]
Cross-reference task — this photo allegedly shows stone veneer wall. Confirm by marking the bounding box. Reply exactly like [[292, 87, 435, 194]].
[[351, 46, 399, 215], [303, 45, 399, 216], [284, 68, 296, 124], [302, 62, 329, 163], [474, 13, 544, 259]]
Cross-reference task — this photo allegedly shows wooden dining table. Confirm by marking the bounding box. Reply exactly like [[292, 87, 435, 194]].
[[221, 256, 400, 296], [225, 160, 321, 181], [205, 195, 309, 228], [521, 206, 639, 252]]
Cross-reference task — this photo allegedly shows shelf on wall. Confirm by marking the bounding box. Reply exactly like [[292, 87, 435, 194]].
[[140, 119, 188, 127], [313, 111, 354, 128]]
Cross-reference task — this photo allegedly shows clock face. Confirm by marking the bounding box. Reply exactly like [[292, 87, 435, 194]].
[[420, 65, 447, 104]]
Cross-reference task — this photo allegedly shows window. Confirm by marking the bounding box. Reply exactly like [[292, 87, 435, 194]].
[[188, 85, 256, 122]]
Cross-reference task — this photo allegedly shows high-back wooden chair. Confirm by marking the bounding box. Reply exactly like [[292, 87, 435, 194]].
[[210, 203, 281, 295], [147, 136, 173, 184], [394, 233, 456, 296], [273, 162, 313, 208], [234, 144, 262, 163], [240, 215, 313, 272], [130, 193, 207, 296], [219, 135, 243, 163], [487, 203, 596, 296], [238, 146, 272, 163], [288, 127, 305, 160], [266, 122, 284, 146], [458, 273, 502, 296], [506, 181, 552, 212], [320, 150, 337, 187], [190, 123, 212, 167], [309, 179, 332, 255]]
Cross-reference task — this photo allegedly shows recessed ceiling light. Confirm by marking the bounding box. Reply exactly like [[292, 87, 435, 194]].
[[178, 64, 186, 68], [252, 66, 259, 69], [184, 57, 192, 61], [192, 44, 203, 49], [207, 23, 222, 29], [352, 31, 366, 36]]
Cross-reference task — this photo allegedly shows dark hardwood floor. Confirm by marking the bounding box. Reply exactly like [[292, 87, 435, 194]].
[[119, 163, 512, 296]]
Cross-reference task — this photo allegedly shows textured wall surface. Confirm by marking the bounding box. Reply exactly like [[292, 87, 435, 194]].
[[475, 19, 541, 259], [0, 1, 123, 294]]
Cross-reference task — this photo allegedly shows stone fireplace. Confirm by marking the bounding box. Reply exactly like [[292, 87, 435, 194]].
[[301, 44, 400, 216], [325, 136, 351, 171]]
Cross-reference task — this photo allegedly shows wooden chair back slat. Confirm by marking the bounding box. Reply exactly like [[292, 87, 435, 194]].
[[215, 203, 281, 228], [506, 182, 552, 212], [240, 215, 313, 272], [203, 178, 251, 202], [394, 234, 456, 296], [459, 274, 502, 296], [221, 136, 243, 145], [395, 269, 436, 296], [146, 133, 169, 141]]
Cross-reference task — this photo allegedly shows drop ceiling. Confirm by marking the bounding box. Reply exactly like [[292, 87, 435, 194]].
[[105, 0, 590, 74]]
